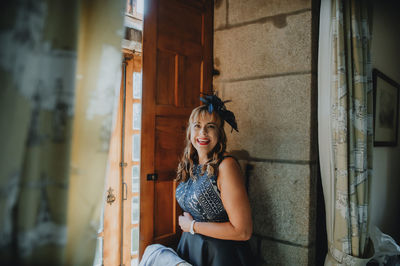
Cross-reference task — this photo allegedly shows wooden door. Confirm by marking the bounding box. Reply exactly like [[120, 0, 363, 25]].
[[120, 52, 143, 265], [102, 58, 124, 266], [140, 0, 213, 257], [102, 51, 142, 266]]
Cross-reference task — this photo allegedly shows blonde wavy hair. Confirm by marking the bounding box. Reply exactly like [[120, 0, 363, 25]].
[[176, 105, 227, 182]]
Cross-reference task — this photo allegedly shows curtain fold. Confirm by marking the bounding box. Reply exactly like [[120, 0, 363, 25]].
[[0, 0, 123, 265], [318, 0, 373, 265]]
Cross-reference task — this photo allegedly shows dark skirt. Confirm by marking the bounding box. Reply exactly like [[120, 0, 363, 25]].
[[176, 232, 254, 266]]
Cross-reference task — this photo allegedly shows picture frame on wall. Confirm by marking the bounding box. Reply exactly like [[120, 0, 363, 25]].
[[373, 68, 400, 146]]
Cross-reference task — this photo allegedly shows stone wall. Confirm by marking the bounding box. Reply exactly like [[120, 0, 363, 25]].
[[213, 0, 319, 265]]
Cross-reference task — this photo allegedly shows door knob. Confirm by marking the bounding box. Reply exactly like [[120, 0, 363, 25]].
[[106, 187, 116, 205]]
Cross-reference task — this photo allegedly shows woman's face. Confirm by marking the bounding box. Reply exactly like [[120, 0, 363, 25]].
[[190, 112, 219, 156]]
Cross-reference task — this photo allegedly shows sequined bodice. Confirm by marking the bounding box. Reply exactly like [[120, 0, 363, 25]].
[[175, 164, 229, 222]]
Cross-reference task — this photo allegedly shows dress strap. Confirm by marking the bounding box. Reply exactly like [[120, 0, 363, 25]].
[[221, 155, 237, 161]]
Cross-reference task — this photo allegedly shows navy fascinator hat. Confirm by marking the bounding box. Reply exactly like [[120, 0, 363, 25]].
[[200, 93, 238, 132]]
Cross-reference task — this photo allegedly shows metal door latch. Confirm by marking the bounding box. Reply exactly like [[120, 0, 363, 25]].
[[147, 173, 158, 181], [106, 187, 116, 205]]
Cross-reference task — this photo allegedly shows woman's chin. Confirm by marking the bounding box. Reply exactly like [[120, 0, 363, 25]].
[[195, 147, 209, 152]]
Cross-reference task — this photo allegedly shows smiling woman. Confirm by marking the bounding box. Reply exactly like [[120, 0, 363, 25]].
[[190, 117, 219, 159], [175, 96, 254, 266]]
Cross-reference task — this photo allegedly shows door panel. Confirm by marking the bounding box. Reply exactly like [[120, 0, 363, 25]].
[[156, 50, 176, 105], [155, 116, 187, 178], [183, 56, 203, 107], [158, 1, 203, 44], [141, 0, 213, 257], [158, 34, 203, 57], [154, 181, 174, 237]]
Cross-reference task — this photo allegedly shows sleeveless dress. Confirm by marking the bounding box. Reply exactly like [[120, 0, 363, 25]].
[[175, 157, 254, 266]]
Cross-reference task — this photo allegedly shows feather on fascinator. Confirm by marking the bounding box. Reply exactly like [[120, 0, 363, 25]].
[[200, 94, 238, 132]]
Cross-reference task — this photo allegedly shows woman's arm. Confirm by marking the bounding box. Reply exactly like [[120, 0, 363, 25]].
[[178, 157, 253, 241]]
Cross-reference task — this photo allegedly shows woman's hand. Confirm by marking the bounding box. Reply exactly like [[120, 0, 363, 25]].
[[178, 212, 194, 232]]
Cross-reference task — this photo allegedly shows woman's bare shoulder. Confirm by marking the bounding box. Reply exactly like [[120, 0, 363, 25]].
[[218, 155, 242, 184], [219, 156, 237, 168]]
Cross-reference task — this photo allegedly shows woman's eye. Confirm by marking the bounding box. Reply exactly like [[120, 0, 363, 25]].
[[194, 124, 200, 128], [208, 125, 216, 129]]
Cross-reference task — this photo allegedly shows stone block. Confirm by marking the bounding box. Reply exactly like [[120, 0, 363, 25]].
[[214, 12, 311, 81], [220, 74, 312, 161], [259, 238, 313, 266], [247, 161, 314, 246], [228, 0, 311, 25], [214, 0, 226, 29]]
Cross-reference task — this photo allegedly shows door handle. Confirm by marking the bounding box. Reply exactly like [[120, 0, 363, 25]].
[[106, 187, 116, 205], [123, 182, 127, 200]]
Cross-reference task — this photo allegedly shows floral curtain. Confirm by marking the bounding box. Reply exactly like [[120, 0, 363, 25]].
[[0, 0, 123, 265], [318, 0, 374, 264]]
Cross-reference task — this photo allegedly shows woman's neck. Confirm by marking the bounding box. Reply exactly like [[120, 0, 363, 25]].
[[198, 153, 208, 165]]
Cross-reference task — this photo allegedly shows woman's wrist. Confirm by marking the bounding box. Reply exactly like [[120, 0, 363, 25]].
[[193, 221, 200, 234], [189, 220, 196, 234]]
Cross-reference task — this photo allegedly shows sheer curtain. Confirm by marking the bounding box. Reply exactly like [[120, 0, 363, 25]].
[[318, 0, 374, 264], [0, 0, 123, 265]]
